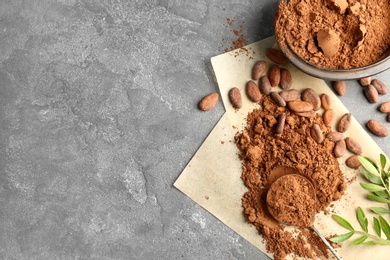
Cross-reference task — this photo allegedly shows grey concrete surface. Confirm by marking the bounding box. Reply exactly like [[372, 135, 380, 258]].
[[0, 1, 389, 260]]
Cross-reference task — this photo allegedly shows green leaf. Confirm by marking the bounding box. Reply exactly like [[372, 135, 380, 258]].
[[374, 190, 390, 199], [332, 215, 354, 231], [349, 235, 368, 246], [357, 207, 368, 232], [371, 207, 390, 215], [329, 231, 354, 243], [362, 167, 383, 185], [360, 183, 386, 192], [361, 240, 390, 245], [367, 194, 390, 203], [359, 156, 380, 177], [379, 216, 390, 240], [380, 154, 387, 170], [374, 217, 381, 237]]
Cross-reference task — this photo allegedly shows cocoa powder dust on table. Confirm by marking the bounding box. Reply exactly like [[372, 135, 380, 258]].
[[274, 0, 390, 69], [222, 18, 255, 58], [235, 96, 346, 260]]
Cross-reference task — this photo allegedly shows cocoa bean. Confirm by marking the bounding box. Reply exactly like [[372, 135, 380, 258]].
[[302, 88, 321, 110], [346, 155, 361, 169], [270, 91, 286, 107], [259, 75, 272, 95], [388, 114, 390, 123], [252, 60, 267, 80], [310, 124, 324, 143], [336, 113, 352, 133], [279, 69, 292, 90], [275, 113, 286, 134], [199, 92, 219, 111], [279, 89, 301, 102], [322, 109, 334, 127], [333, 81, 346, 96], [265, 48, 288, 65], [246, 80, 261, 102], [359, 77, 371, 87], [294, 110, 316, 118], [228, 87, 242, 109], [326, 132, 344, 142], [288, 100, 314, 113], [367, 119, 388, 137], [334, 139, 346, 158], [371, 79, 388, 95], [379, 101, 390, 113], [268, 65, 281, 87], [364, 84, 378, 103], [320, 93, 331, 110], [345, 137, 362, 155]]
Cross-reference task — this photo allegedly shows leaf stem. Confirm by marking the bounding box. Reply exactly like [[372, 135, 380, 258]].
[[353, 230, 389, 243], [379, 168, 390, 211]]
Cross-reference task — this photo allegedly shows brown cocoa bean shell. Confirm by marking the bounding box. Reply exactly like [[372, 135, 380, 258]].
[[259, 75, 272, 95], [326, 132, 344, 142], [379, 101, 390, 113], [265, 48, 288, 65], [322, 109, 335, 127], [288, 100, 314, 113], [246, 80, 261, 102], [320, 93, 331, 110], [371, 79, 388, 95], [336, 113, 352, 133], [228, 87, 242, 109], [199, 92, 219, 111], [302, 88, 321, 110], [367, 119, 388, 137], [346, 155, 361, 169], [345, 137, 362, 155], [359, 77, 371, 87], [252, 60, 267, 80], [279, 69, 292, 90], [333, 81, 346, 96], [364, 84, 378, 103], [270, 91, 286, 107], [293, 110, 316, 118], [279, 89, 301, 102], [387, 113, 390, 123], [310, 124, 324, 143], [268, 65, 281, 87], [275, 113, 286, 134], [334, 139, 346, 158]]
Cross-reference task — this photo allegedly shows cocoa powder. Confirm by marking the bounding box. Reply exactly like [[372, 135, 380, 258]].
[[236, 96, 346, 260], [274, 0, 390, 69], [266, 174, 316, 227]]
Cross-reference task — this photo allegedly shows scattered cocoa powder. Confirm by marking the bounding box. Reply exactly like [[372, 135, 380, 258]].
[[223, 18, 255, 58], [274, 0, 390, 69], [235, 96, 346, 260]]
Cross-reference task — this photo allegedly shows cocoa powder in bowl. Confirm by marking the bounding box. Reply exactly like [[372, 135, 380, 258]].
[[236, 96, 346, 259], [274, 0, 390, 69]]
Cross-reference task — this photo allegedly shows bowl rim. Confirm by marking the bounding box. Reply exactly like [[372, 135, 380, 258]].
[[279, 39, 390, 81]]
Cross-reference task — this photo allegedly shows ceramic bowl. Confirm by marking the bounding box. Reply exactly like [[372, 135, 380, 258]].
[[278, 40, 390, 81], [275, 0, 390, 81]]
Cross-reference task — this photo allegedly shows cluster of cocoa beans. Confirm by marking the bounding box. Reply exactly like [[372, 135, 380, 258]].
[[332, 78, 389, 137]]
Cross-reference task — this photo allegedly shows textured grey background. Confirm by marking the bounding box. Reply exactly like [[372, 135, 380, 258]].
[[0, 1, 389, 260]]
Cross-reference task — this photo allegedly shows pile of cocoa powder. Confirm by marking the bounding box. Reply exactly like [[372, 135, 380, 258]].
[[274, 0, 390, 69], [235, 95, 346, 259]]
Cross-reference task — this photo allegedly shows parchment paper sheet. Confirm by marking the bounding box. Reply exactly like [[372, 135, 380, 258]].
[[174, 36, 389, 259]]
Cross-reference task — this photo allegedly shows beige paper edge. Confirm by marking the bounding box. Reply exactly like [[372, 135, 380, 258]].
[[175, 36, 389, 259]]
